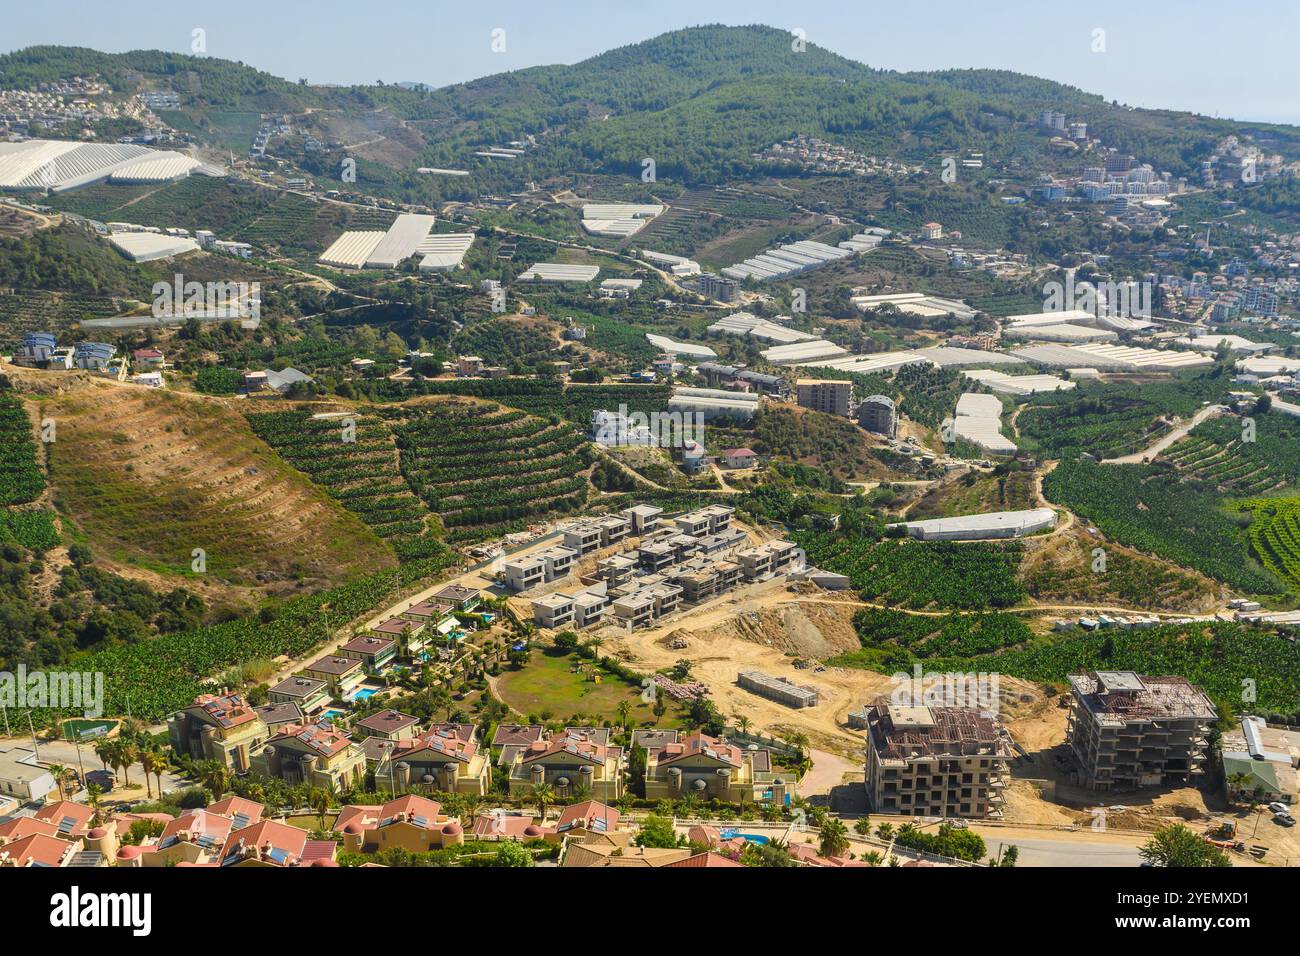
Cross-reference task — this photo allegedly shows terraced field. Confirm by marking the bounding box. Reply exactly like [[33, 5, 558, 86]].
[[383, 398, 592, 543], [41, 383, 394, 592], [0, 291, 122, 349], [1240, 498, 1300, 589], [246, 409, 442, 561], [1164, 414, 1299, 494]]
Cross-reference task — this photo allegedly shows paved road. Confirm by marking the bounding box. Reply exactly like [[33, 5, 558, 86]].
[[985, 835, 1144, 867], [6, 736, 189, 801]]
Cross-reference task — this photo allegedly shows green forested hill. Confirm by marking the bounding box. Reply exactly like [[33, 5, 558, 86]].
[[3, 25, 1295, 187]]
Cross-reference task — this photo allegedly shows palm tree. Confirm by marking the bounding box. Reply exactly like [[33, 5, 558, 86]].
[[531, 783, 555, 821], [140, 751, 167, 800], [875, 822, 894, 842], [117, 740, 139, 788], [85, 784, 103, 825], [819, 818, 850, 859], [1226, 771, 1254, 807], [198, 761, 233, 799], [48, 764, 69, 801], [733, 715, 752, 736], [92, 740, 113, 774], [310, 788, 331, 830], [616, 700, 631, 730]]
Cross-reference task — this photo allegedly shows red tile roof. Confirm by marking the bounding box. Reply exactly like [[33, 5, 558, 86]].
[[0, 832, 74, 867], [555, 800, 620, 831], [192, 692, 259, 729], [159, 809, 236, 845], [522, 730, 607, 766], [0, 817, 59, 841], [665, 851, 745, 867], [470, 813, 549, 840], [34, 800, 94, 835], [219, 820, 308, 867], [656, 733, 742, 768], [301, 840, 338, 862], [273, 722, 354, 757], [205, 796, 265, 825]]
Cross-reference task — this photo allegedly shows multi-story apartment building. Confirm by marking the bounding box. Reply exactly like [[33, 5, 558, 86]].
[[168, 693, 268, 773], [1066, 671, 1216, 791], [864, 703, 1012, 819], [857, 394, 898, 437], [795, 378, 853, 416]]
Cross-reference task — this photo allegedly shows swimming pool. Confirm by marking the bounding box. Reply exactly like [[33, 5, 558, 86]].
[[350, 688, 380, 701], [720, 829, 769, 845], [320, 709, 346, 721]]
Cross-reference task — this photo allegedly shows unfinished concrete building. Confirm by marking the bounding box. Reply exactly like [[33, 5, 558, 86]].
[[864, 702, 1012, 819], [738, 671, 819, 708], [1066, 671, 1216, 792]]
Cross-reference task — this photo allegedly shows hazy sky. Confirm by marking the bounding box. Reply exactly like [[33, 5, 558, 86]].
[[5, 0, 1299, 124]]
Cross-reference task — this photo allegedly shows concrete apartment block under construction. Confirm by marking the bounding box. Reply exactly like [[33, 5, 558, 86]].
[[1066, 671, 1216, 792], [864, 702, 1013, 819]]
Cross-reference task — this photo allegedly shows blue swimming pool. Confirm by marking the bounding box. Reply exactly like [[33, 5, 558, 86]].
[[320, 709, 346, 721], [351, 688, 380, 701], [720, 829, 769, 845]]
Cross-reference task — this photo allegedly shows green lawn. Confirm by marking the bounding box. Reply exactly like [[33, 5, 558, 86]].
[[495, 649, 685, 727]]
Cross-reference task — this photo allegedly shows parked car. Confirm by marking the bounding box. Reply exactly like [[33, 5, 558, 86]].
[[1268, 802, 1290, 814], [1272, 812, 1295, 827], [85, 769, 114, 792]]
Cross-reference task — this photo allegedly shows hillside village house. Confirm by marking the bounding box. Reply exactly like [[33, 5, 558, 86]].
[[267, 676, 331, 715], [337, 795, 464, 855], [168, 693, 268, 773], [720, 447, 759, 469], [643, 732, 791, 805], [250, 722, 367, 791], [506, 728, 626, 802]]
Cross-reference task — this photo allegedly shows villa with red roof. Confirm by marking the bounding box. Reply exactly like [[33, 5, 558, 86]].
[[168, 693, 269, 772], [337, 795, 463, 855], [0, 831, 81, 867], [506, 728, 626, 802], [249, 722, 366, 791], [644, 732, 791, 805], [218, 819, 312, 868], [34, 800, 95, 840], [373, 723, 491, 795]]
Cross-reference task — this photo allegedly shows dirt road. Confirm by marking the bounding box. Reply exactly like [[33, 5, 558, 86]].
[[1102, 404, 1226, 464]]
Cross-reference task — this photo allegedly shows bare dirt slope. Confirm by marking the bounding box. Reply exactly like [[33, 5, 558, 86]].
[[33, 378, 394, 607]]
